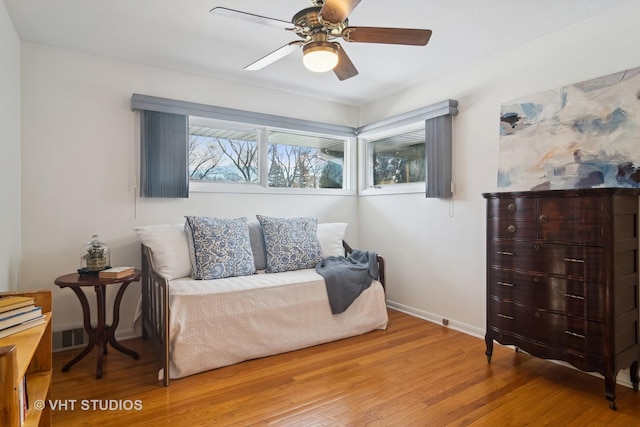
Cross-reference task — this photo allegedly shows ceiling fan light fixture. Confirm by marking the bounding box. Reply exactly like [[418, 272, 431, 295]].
[[302, 41, 339, 73]]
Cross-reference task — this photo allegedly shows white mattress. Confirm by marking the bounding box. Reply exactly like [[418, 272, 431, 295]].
[[167, 268, 388, 379]]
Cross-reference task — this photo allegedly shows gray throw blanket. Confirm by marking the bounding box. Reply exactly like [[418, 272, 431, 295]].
[[316, 249, 379, 314]]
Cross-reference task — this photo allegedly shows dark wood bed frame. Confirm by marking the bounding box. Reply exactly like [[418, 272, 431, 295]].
[[140, 242, 385, 386]]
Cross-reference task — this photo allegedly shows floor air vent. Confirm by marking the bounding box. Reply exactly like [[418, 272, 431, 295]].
[[52, 328, 87, 352]]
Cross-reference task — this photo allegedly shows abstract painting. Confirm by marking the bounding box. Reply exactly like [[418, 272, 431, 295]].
[[498, 66, 640, 191]]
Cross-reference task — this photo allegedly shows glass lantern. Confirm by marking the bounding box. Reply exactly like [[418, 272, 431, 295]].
[[80, 234, 110, 272]]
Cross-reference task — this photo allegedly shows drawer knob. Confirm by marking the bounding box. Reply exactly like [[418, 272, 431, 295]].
[[539, 214, 548, 223], [507, 224, 516, 233], [507, 203, 516, 211], [533, 277, 540, 283], [533, 244, 540, 251], [534, 312, 540, 318]]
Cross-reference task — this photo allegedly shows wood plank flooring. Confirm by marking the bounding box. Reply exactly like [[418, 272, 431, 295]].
[[50, 309, 640, 426]]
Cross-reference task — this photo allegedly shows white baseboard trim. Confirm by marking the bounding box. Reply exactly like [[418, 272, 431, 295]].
[[386, 300, 485, 339], [386, 300, 636, 390], [115, 327, 141, 342]]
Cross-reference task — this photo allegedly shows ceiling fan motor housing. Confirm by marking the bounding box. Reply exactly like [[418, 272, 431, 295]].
[[292, 7, 347, 39]]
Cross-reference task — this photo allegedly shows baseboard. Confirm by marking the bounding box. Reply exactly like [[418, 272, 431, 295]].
[[386, 300, 636, 390], [386, 300, 485, 339]]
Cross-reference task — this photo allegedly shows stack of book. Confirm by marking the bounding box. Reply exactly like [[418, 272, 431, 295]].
[[0, 296, 46, 339]]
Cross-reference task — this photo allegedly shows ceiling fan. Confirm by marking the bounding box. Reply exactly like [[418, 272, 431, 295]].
[[211, 0, 432, 81]]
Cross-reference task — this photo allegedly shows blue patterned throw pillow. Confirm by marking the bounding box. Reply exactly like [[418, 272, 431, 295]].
[[256, 215, 323, 273], [184, 216, 256, 280]]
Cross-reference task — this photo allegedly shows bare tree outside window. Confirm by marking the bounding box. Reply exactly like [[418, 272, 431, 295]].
[[267, 130, 344, 189], [217, 138, 258, 183], [188, 135, 222, 180], [188, 124, 259, 183], [188, 117, 347, 190], [268, 144, 322, 188]]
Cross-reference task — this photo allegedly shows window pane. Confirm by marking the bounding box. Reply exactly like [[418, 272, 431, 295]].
[[188, 117, 258, 183], [371, 128, 425, 185], [267, 130, 345, 189]]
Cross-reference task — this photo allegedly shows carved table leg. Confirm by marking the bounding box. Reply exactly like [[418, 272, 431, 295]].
[[62, 287, 97, 373], [630, 361, 639, 392], [105, 280, 139, 360], [95, 285, 106, 378]]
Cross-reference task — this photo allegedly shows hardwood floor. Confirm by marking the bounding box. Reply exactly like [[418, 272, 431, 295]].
[[50, 309, 640, 426]]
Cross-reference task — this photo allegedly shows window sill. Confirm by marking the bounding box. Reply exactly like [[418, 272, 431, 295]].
[[358, 183, 425, 196], [189, 181, 356, 196]]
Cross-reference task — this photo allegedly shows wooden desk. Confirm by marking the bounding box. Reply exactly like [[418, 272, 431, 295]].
[[54, 270, 141, 378]]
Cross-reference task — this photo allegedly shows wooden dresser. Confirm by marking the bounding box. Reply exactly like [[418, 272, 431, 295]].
[[482, 188, 640, 410]]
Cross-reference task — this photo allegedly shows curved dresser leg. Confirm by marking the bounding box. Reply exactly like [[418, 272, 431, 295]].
[[605, 374, 617, 411], [485, 335, 493, 363]]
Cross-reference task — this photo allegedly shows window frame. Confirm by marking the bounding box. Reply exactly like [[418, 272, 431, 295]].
[[358, 121, 427, 196], [188, 118, 356, 196], [356, 100, 458, 197], [131, 94, 457, 199]]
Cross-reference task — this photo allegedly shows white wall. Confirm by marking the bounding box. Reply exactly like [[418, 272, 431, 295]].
[[20, 43, 359, 335], [0, 1, 21, 293], [17, 1, 640, 340], [358, 1, 640, 335]]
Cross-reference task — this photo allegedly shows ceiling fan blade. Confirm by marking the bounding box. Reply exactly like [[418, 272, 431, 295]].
[[244, 41, 305, 71], [333, 44, 358, 81], [210, 7, 291, 29], [342, 27, 432, 45], [319, 0, 362, 24]]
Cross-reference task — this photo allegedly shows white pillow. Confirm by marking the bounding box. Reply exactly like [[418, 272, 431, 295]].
[[317, 223, 348, 257], [133, 224, 191, 280]]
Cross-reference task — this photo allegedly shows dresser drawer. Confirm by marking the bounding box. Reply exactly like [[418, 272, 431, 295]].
[[488, 268, 604, 321], [538, 196, 604, 244], [487, 217, 536, 239], [488, 301, 604, 358], [489, 239, 604, 280], [486, 197, 535, 218]]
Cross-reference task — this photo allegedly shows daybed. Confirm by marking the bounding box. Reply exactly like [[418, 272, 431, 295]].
[[135, 217, 388, 385]]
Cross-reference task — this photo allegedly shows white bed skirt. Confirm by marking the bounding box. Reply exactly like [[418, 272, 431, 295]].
[[166, 268, 388, 379]]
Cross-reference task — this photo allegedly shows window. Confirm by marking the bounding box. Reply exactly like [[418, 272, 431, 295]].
[[357, 100, 458, 197], [370, 127, 425, 186], [132, 94, 455, 198], [359, 122, 427, 195], [188, 116, 351, 193], [189, 118, 259, 183], [267, 130, 345, 189]]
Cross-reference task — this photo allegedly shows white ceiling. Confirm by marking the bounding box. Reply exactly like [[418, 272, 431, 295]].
[[4, 0, 637, 106]]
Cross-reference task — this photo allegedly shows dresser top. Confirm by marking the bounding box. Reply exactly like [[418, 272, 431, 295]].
[[482, 187, 640, 198]]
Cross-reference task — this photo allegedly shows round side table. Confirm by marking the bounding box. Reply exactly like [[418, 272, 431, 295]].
[[54, 270, 141, 379]]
